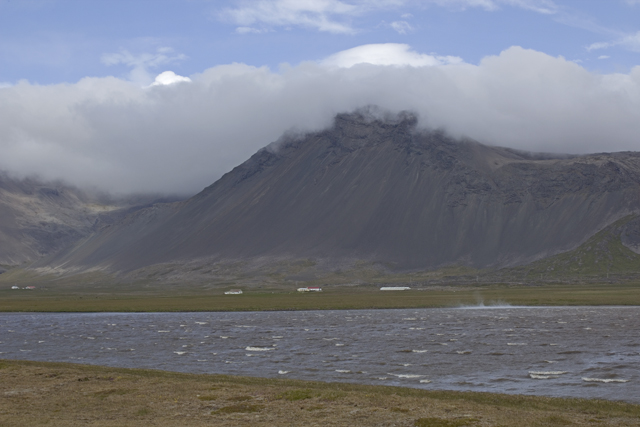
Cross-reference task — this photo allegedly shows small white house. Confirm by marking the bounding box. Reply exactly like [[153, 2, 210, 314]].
[[297, 287, 322, 292], [224, 289, 243, 295], [11, 286, 19, 290], [380, 286, 411, 291]]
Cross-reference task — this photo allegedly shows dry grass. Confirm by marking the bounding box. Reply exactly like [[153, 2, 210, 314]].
[[1, 360, 639, 426]]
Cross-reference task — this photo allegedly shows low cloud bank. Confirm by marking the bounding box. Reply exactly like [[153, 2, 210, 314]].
[[2, 45, 640, 195]]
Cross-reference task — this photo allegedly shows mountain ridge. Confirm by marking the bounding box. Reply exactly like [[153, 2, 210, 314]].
[[0, 172, 183, 268], [29, 110, 640, 281]]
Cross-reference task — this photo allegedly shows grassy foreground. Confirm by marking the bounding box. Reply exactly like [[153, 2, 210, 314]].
[[2, 284, 640, 312], [1, 360, 639, 426]]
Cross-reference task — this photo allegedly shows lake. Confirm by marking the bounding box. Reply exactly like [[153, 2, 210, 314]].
[[1, 306, 638, 402]]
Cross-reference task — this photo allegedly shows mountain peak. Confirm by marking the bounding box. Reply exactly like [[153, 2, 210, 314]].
[[36, 111, 640, 277]]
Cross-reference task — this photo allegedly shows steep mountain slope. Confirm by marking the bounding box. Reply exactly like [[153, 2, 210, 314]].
[[40, 111, 640, 275], [0, 173, 177, 267]]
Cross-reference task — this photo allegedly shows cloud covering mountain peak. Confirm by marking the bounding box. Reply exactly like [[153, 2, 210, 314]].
[[1, 44, 640, 195]]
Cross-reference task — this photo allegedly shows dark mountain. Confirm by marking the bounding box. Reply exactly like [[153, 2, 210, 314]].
[[0, 173, 180, 268], [37, 111, 640, 276]]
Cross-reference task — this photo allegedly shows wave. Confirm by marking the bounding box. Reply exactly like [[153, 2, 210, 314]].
[[245, 346, 274, 352], [582, 378, 629, 383], [388, 373, 425, 379]]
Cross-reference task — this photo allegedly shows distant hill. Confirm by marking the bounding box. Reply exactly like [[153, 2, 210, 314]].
[[0, 173, 180, 268], [34, 110, 640, 281]]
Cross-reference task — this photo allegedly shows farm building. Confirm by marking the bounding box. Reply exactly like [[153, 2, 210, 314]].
[[297, 287, 322, 292], [380, 286, 411, 291], [224, 289, 243, 295]]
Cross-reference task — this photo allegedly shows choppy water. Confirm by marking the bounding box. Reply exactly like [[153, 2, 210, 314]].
[[1, 306, 638, 402]]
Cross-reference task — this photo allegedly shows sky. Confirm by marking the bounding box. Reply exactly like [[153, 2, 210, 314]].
[[1, 0, 640, 195]]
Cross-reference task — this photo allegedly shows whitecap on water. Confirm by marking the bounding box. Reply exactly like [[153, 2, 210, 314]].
[[388, 373, 425, 379], [582, 378, 629, 383], [245, 346, 274, 352], [529, 371, 567, 379], [335, 369, 351, 373], [419, 379, 432, 384], [278, 370, 290, 375], [174, 351, 187, 355], [457, 351, 472, 355], [335, 343, 345, 347], [195, 322, 207, 325], [507, 343, 527, 346], [157, 331, 170, 333], [412, 350, 428, 353]]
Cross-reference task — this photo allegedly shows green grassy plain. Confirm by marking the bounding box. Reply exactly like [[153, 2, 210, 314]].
[[2, 283, 640, 312], [2, 360, 639, 426]]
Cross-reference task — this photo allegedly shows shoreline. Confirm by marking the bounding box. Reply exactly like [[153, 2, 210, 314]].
[[2, 359, 639, 426], [2, 283, 640, 312]]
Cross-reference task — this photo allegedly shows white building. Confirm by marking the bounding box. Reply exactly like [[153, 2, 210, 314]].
[[380, 286, 411, 291], [224, 289, 243, 295], [297, 287, 322, 292]]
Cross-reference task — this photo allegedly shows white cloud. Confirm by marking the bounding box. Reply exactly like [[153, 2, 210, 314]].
[[101, 47, 187, 86], [598, 55, 610, 60], [150, 71, 192, 86], [498, 0, 557, 14], [235, 26, 266, 34], [219, 0, 558, 34], [624, 0, 640, 5], [321, 43, 463, 67], [390, 20, 413, 34], [220, 0, 359, 34], [587, 41, 611, 51], [587, 31, 640, 53], [3, 45, 640, 195]]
